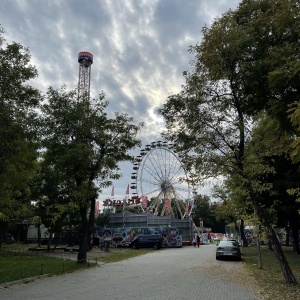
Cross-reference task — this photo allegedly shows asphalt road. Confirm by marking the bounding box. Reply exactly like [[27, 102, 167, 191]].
[[0, 244, 262, 300]]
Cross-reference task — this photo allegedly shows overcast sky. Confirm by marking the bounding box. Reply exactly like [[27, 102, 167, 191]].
[[1, 0, 242, 202]]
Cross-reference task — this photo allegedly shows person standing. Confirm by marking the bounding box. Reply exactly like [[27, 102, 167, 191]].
[[196, 234, 200, 248], [207, 232, 211, 243], [193, 235, 197, 247]]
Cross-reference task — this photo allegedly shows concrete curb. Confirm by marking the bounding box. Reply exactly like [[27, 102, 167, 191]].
[[0, 274, 49, 289]]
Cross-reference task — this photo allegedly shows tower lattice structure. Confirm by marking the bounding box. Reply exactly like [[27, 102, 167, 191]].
[[77, 51, 93, 99]]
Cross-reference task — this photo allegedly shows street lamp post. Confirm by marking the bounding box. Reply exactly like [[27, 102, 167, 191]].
[[199, 217, 203, 243]]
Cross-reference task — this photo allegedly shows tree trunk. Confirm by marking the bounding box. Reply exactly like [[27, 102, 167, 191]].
[[256, 225, 262, 269], [240, 219, 248, 247], [37, 225, 41, 247], [77, 207, 89, 264], [285, 225, 290, 247], [268, 226, 297, 285], [88, 196, 96, 250], [291, 225, 300, 255], [267, 240, 273, 251], [47, 229, 53, 252]]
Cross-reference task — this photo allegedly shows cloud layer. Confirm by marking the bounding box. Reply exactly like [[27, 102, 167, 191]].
[[1, 0, 241, 199]]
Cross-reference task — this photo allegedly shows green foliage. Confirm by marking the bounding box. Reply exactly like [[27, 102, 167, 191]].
[[288, 101, 300, 164], [212, 175, 253, 228], [0, 28, 41, 222], [192, 194, 226, 232], [41, 87, 142, 193], [159, 2, 300, 269], [232, 0, 300, 127], [40, 86, 143, 260], [244, 115, 300, 227], [95, 212, 110, 227]]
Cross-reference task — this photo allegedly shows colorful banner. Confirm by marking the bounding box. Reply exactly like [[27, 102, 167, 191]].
[[97, 226, 183, 248], [165, 199, 170, 213], [95, 201, 100, 214], [141, 196, 148, 208]]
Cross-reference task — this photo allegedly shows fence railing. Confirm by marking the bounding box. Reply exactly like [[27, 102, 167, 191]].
[[1, 247, 97, 264], [0, 247, 98, 285]]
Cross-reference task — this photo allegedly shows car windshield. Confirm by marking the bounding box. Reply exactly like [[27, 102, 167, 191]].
[[218, 241, 238, 247]]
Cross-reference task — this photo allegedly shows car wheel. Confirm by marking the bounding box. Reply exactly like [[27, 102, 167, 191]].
[[153, 244, 158, 250], [132, 244, 137, 249], [216, 256, 220, 260]]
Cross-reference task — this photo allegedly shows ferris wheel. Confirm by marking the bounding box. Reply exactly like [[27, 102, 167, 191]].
[[130, 141, 195, 219]]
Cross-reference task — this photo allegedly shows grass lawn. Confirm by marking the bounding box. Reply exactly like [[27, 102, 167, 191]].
[[0, 244, 153, 284], [0, 251, 95, 284], [94, 248, 154, 264], [242, 245, 300, 300]]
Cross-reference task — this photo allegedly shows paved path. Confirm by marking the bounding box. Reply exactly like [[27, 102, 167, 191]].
[[0, 244, 262, 300]]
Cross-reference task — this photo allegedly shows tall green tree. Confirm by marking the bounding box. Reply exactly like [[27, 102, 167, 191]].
[[41, 87, 142, 262], [31, 159, 80, 251], [232, 0, 300, 129], [288, 101, 300, 203], [0, 27, 41, 231], [193, 194, 226, 233], [158, 4, 253, 246], [245, 115, 300, 254], [159, 0, 299, 284]]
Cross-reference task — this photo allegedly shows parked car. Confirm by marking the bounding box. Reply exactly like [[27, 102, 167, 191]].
[[216, 240, 241, 261], [130, 234, 163, 249]]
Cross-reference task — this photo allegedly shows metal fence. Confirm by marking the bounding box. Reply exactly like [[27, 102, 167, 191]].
[[0, 247, 98, 285]]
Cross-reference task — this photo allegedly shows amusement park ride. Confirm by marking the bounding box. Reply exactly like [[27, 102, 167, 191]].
[[77, 51, 93, 99], [75, 50, 201, 237], [103, 141, 201, 234]]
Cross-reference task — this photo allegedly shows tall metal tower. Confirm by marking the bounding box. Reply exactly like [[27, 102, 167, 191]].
[[77, 51, 93, 99]]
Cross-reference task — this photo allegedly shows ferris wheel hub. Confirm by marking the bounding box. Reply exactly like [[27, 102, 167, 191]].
[[161, 180, 172, 194]]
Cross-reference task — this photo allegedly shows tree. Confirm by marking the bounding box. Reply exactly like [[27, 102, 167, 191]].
[[95, 211, 110, 228], [245, 115, 300, 254], [158, 5, 254, 247], [158, 0, 299, 284], [31, 160, 80, 251], [212, 174, 255, 246], [192, 194, 226, 233], [0, 27, 41, 239], [287, 101, 300, 202], [41, 87, 142, 262], [232, 0, 300, 129]]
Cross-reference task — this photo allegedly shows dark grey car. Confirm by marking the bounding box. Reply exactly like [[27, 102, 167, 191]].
[[216, 240, 241, 261], [130, 234, 163, 249]]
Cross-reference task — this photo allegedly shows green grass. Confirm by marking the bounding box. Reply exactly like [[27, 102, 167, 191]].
[[243, 245, 300, 300], [0, 245, 154, 284], [0, 251, 94, 284], [96, 248, 154, 264]]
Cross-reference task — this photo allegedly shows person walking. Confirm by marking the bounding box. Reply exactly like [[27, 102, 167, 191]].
[[196, 234, 200, 248], [193, 235, 197, 247]]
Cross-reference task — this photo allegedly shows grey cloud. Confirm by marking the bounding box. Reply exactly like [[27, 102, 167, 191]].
[[0, 0, 241, 199]]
